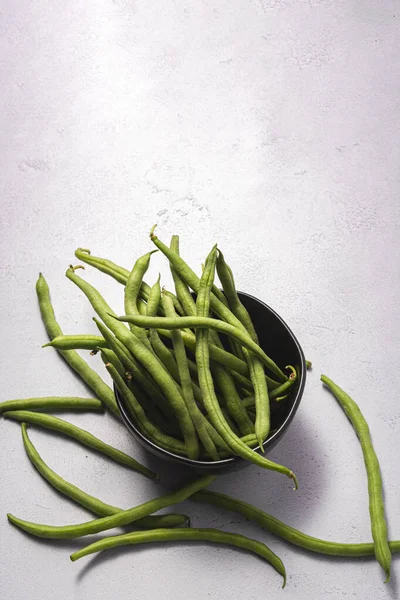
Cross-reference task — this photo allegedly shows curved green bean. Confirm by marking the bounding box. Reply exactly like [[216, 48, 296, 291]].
[[75, 248, 130, 284], [0, 397, 102, 414], [69, 527, 286, 587], [321, 375, 391, 582], [7, 475, 214, 539], [194, 248, 297, 485], [43, 335, 106, 351], [116, 314, 286, 382], [4, 410, 156, 479], [36, 273, 118, 415], [125, 251, 157, 348], [21, 423, 187, 528], [194, 490, 400, 558]]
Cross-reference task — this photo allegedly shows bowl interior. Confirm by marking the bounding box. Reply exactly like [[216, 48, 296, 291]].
[[115, 291, 306, 474]]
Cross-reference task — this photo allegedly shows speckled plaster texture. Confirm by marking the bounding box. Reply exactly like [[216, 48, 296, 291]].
[[1, 1, 399, 599]]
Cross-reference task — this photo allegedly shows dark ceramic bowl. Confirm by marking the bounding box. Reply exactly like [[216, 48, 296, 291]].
[[114, 291, 306, 474]]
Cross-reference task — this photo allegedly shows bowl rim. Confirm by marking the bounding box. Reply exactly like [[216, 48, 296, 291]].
[[114, 290, 306, 466]]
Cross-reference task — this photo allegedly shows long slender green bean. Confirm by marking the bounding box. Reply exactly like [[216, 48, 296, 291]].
[[75, 248, 130, 284], [215, 250, 270, 446], [193, 490, 400, 558], [69, 527, 286, 587], [194, 247, 297, 485], [21, 424, 187, 528], [116, 314, 286, 382], [321, 375, 391, 582], [125, 251, 157, 348], [43, 335, 106, 351], [7, 475, 214, 539], [4, 411, 156, 479], [0, 397, 102, 414], [36, 274, 118, 415]]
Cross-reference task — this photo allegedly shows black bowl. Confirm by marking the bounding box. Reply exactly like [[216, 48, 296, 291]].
[[114, 291, 306, 474]]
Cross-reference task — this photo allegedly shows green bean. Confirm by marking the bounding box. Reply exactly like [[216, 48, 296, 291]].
[[0, 397, 102, 414], [169, 235, 199, 316], [4, 410, 156, 479], [106, 363, 187, 456], [65, 268, 195, 449], [242, 347, 270, 448], [194, 490, 400, 559], [75, 248, 130, 284], [43, 335, 106, 351], [21, 423, 187, 528], [215, 250, 270, 446], [116, 314, 286, 382], [150, 227, 287, 384], [125, 251, 157, 348], [162, 293, 218, 460], [70, 527, 286, 587], [74, 248, 180, 315], [269, 367, 297, 400], [7, 475, 214, 539], [194, 248, 297, 486], [146, 275, 162, 317], [163, 290, 185, 315], [321, 375, 391, 582], [213, 364, 254, 436], [306, 360, 312, 370], [99, 348, 126, 379], [36, 273, 118, 415], [216, 249, 258, 341]]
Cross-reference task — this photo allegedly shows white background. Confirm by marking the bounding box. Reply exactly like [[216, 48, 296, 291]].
[[1, 1, 399, 599]]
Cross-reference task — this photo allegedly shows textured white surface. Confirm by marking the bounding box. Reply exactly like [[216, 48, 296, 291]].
[[1, 1, 399, 598]]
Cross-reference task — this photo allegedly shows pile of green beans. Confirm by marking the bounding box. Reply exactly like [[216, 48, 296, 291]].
[[2, 229, 396, 589], [49, 228, 298, 479]]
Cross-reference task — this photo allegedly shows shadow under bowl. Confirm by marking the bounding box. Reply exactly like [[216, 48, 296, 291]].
[[114, 291, 306, 475]]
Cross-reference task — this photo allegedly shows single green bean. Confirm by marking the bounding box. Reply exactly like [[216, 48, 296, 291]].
[[107, 363, 187, 456], [216, 249, 258, 341], [99, 348, 126, 379], [70, 527, 286, 587], [4, 410, 156, 479], [75, 248, 130, 284], [125, 251, 157, 348], [194, 248, 297, 486], [21, 423, 187, 528], [321, 375, 391, 582], [194, 490, 400, 558], [269, 367, 297, 400], [116, 314, 286, 382], [215, 250, 270, 446], [43, 335, 106, 351], [0, 397, 102, 414], [7, 475, 214, 539], [36, 273, 118, 415]]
